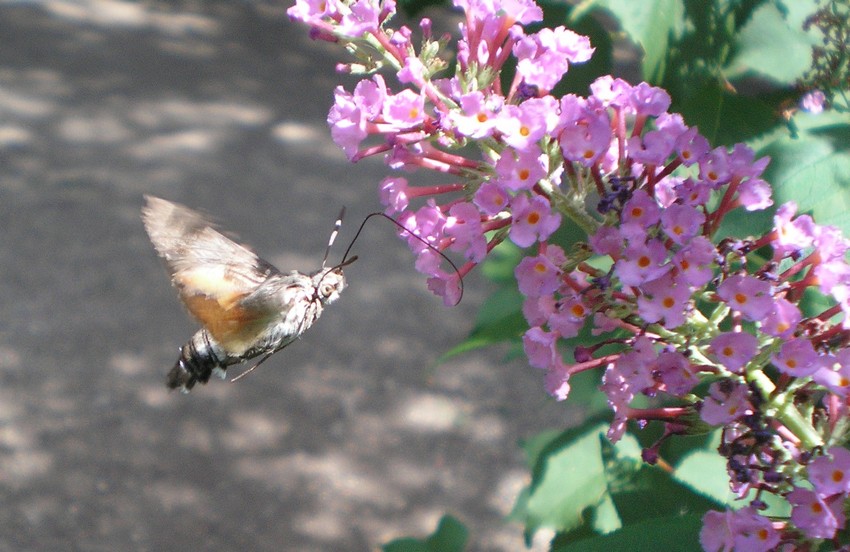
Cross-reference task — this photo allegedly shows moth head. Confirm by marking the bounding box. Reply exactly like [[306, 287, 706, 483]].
[[312, 267, 346, 305]]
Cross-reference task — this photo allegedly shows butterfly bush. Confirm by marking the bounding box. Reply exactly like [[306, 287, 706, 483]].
[[290, 0, 850, 548]]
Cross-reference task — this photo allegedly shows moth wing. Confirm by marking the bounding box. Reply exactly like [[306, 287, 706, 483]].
[[142, 195, 282, 355]]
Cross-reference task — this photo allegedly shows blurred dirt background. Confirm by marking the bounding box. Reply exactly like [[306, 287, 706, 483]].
[[0, 1, 573, 550]]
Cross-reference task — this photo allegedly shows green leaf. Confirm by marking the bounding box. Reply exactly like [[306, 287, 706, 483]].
[[395, 0, 450, 17], [726, 1, 820, 84], [581, 0, 685, 84], [512, 423, 622, 538], [552, 513, 705, 552], [439, 285, 525, 359], [716, 112, 850, 242], [673, 447, 737, 506], [676, 74, 782, 147], [514, 424, 725, 546], [674, 433, 792, 517], [762, 113, 850, 233], [512, 423, 646, 540], [602, 446, 722, 527], [382, 515, 468, 552], [480, 240, 523, 284]]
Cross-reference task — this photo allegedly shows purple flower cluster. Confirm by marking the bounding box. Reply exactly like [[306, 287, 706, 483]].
[[290, 0, 850, 548]]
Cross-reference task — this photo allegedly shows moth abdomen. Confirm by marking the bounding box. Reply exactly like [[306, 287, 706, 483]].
[[167, 330, 230, 392]]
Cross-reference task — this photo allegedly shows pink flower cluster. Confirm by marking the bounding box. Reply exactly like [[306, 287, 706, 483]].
[[702, 446, 850, 550], [290, 0, 850, 548], [290, 0, 590, 305]]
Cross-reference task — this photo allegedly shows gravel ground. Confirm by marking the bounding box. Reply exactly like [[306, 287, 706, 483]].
[[0, 2, 572, 550]]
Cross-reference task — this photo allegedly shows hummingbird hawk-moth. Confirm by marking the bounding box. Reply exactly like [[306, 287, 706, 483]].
[[142, 195, 353, 393]]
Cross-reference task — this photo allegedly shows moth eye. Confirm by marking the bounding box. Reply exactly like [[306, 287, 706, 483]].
[[320, 283, 335, 298]]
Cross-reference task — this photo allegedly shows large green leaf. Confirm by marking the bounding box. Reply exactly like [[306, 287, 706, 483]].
[[513, 423, 725, 545], [726, 0, 820, 84], [762, 113, 850, 232], [552, 513, 705, 552], [675, 448, 792, 517], [382, 515, 468, 552], [714, 111, 850, 241], [511, 423, 639, 539], [575, 0, 685, 84], [674, 445, 736, 506]]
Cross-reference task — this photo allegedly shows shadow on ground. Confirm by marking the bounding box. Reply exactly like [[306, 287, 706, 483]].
[[0, 2, 572, 550]]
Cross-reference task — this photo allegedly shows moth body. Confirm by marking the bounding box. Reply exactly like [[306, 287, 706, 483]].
[[142, 195, 346, 393]]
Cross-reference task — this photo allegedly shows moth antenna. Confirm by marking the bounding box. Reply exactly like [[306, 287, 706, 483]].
[[338, 212, 464, 306], [322, 207, 346, 269], [230, 351, 275, 383]]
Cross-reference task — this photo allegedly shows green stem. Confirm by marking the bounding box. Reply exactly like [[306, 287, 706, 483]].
[[747, 368, 823, 450], [549, 189, 599, 235]]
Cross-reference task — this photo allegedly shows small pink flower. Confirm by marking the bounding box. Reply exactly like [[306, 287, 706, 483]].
[[515, 249, 563, 297], [450, 91, 503, 139], [494, 146, 548, 191], [627, 129, 675, 165], [473, 183, 510, 215], [772, 201, 816, 257], [672, 236, 716, 288], [788, 487, 846, 539], [737, 178, 773, 211], [716, 274, 774, 322], [557, 102, 611, 166], [614, 239, 670, 287], [621, 189, 661, 229], [495, 104, 548, 151], [809, 446, 850, 497], [772, 338, 821, 377], [589, 225, 624, 257], [509, 194, 561, 247], [699, 147, 732, 188], [709, 332, 759, 373], [660, 203, 704, 245], [656, 350, 697, 395], [813, 349, 850, 396], [379, 176, 409, 214], [675, 127, 710, 166], [701, 380, 753, 425], [426, 270, 463, 306], [523, 326, 560, 370], [445, 202, 487, 262], [800, 90, 826, 113], [760, 297, 801, 339], [382, 89, 426, 128], [636, 272, 691, 329], [701, 507, 779, 552], [544, 366, 571, 401], [547, 295, 589, 338], [513, 26, 593, 91], [629, 82, 671, 116]]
